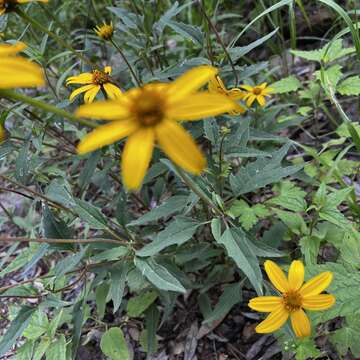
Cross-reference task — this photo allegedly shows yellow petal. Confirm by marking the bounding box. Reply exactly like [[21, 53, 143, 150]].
[[0, 42, 26, 56], [264, 260, 289, 293], [66, 73, 93, 85], [77, 119, 138, 155], [255, 306, 288, 334], [103, 82, 123, 100], [104, 66, 112, 75], [240, 84, 254, 92], [257, 95, 266, 107], [168, 93, 237, 121], [84, 85, 100, 103], [288, 260, 304, 291], [259, 82, 268, 89], [76, 100, 131, 120], [122, 128, 155, 190], [0, 57, 44, 88], [168, 65, 218, 103], [290, 309, 311, 337], [17, 0, 48, 3], [300, 272, 333, 297], [248, 296, 283, 312], [228, 103, 246, 115], [155, 120, 206, 175], [246, 94, 256, 107], [302, 294, 336, 311], [69, 84, 95, 102], [0, 125, 6, 142], [228, 88, 245, 100], [208, 75, 226, 94]]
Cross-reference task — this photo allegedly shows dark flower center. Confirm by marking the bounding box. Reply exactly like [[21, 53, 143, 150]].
[[283, 291, 302, 312], [253, 87, 262, 95], [133, 90, 165, 126], [92, 70, 110, 85]]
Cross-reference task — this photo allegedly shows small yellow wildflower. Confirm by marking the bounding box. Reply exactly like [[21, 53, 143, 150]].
[[0, 0, 48, 15], [240, 82, 273, 107], [94, 21, 114, 41], [75, 66, 237, 190], [66, 66, 122, 103], [208, 75, 246, 115], [249, 260, 335, 338], [0, 42, 44, 88]]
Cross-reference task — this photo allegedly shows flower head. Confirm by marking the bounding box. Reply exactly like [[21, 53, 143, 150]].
[[66, 66, 122, 103], [94, 21, 114, 41], [0, 0, 48, 15], [75, 65, 237, 190], [0, 42, 44, 88], [249, 260, 335, 337], [240, 82, 273, 107], [208, 75, 246, 115]]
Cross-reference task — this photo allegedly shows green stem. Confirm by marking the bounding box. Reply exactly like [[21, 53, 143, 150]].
[[174, 164, 223, 216], [0, 89, 96, 128], [110, 39, 142, 87], [15, 7, 95, 68]]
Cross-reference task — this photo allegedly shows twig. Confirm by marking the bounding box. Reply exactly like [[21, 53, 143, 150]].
[[0, 236, 126, 245]]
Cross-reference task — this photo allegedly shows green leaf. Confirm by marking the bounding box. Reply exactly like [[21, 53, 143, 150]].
[[90, 246, 128, 262], [129, 195, 189, 226], [54, 246, 87, 277], [165, 20, 203, 45], [315, 64, 343, 88], [33, 338, 51, 360], [16, 340, 34, 360], [294, 338, 321, 360], [135, 258, 186, 293], [15, 140, 30, 184], [45, 335, 67, 360], [203, 283, 242, 324], [74, 199, 108, 230], [229, 200, 270, 231], [144, 304, 160, 355], [267, 181, 307, 212], [100, 328, 130, 360], [110, 263, 128, 313], [0, 306, 37, 357], [337, 75, 360, 95], [230, 143, 302, 196], [271, 76, 301, 94], [136, 217, 201, 257], [96, 282, 110, 319], [216, 228, 263, 295], [78, 150, 101, 192], [23, 309, 49, 340], [127, 291, 158, 317], [273, 208, 308, 235]]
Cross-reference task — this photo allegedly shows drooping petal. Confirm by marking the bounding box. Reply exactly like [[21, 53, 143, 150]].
[[288, 260, 304, 291], [248, 296, 283, 312], [302, 294, 336, 311], [69, 84, 95, 102], [84, 85, 100, 103], [66, 73, 93, 85], [256, 95, 266, 107], [0, 57, 44, 88], [255, 306, 289, 334], [264, 260, 289, 293], [228, 88, 245, 100], [168, 93, 237, 121], [77, 119, 138, 155], [167, 65, 218, 103], [103, 82, 123, 100], [76, 100, 131, 120], [0, 42, 26, 56], [121, 128, 155, 190], [156, 120, 206, 175], [300, 272, 333, 297], [290, 309, 311, 337]]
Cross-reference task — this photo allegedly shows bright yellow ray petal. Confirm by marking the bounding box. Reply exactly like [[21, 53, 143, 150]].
[[156, 120, 206, 175], [248, 296, 283, 312], [16, 0, 48, 3], [255, 306, 288, 334], [0, 58, 44, 88], [259, 82, 268, 89], [290, 309, 311, 337], [66, 73, 93, 85], [264, 260, 289, 293], [77, 119, 138, 155], [76, 100, 131, 120], [302, 294, 336, 311], [103, 82, 123, 100], [257, 95, 266, 107], [168, 93, 237, 121], [104, 66, 112, 75], [167, 65, 218, 103], [69, 84, 95, 102], [288, 260, 304, 291], [300, 272, 333, 297], [0, 42, 26, 56], [208, 75, 226, 93], [84, 85, 100, 103], [246, 94, 256, 107], [0, 125, 5, 142], [121, 128, 155, 190], [240, 84, 254, 92]]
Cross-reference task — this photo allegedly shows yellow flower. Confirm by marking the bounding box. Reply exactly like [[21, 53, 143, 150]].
[[0, 124, 5, 142], [94, 21, 114, 41], [75, 66, 237, 190], [240, 82, 273, 107], [0, 42, 44, 88], [0, 0, 48, 15], [249, 260, 335, 338], [208, 74, 246, 115], [66, 66, 122, 103]]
